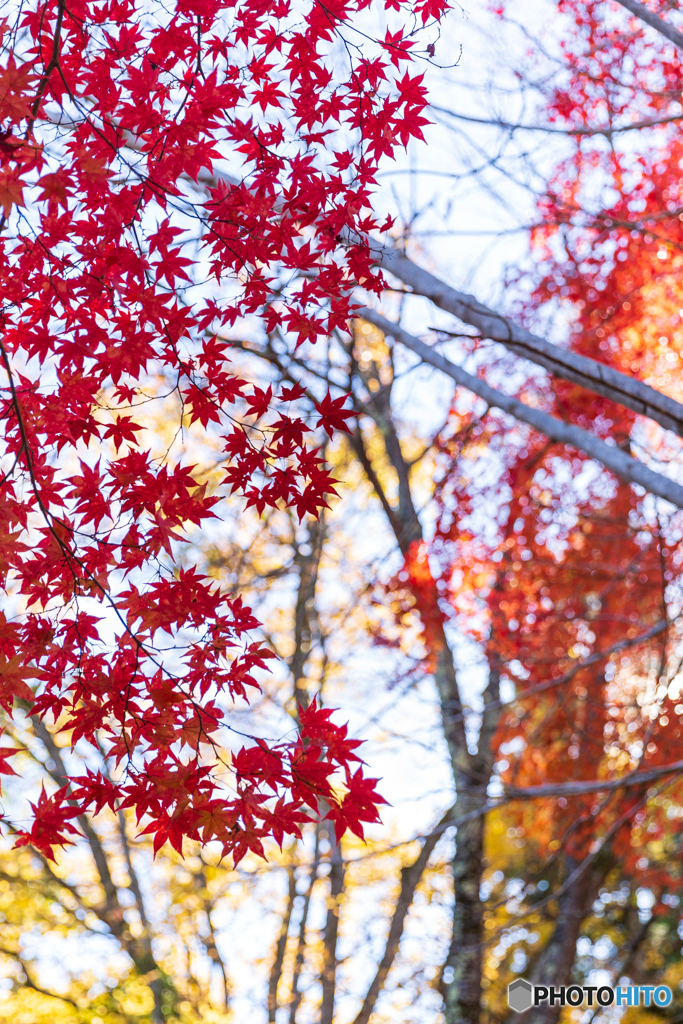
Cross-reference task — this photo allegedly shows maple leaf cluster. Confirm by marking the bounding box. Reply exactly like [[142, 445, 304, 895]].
[[0, 0, 448, 858], [14, 699, 386, 862]]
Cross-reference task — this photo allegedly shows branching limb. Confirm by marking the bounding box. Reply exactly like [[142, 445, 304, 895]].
[[0, 946, 79, 1008], [367, 248, 683, 441], [612, 0, 683, 51], [350, 806, 454, 1024], [361, 308, 683, 509]]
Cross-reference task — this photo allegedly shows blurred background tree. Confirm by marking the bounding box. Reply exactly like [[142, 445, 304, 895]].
[[6, 0, 683, 1022]]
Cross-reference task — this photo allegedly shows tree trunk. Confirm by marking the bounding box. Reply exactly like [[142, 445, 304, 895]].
[[320, 829, 344, 1024], [268, 853, 297, 1023], [516, 851, 612, 1024], [288, 824, 321, 1024], [351, 391, 498, 1024]]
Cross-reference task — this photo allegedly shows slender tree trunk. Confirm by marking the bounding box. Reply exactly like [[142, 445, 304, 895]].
[[195, 856, 231, 1008], [351, 806, 455, 1024], [268, 851, 298, 1022], [515, 851, 612, 1024], [320, 829, 344, 1024], [268, 522, 325, 1020], [288, 825, 321, 1024], [290, 513, 324, 712]]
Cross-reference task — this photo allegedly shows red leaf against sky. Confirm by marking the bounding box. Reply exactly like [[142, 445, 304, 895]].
[[0, 0, 444, 859]]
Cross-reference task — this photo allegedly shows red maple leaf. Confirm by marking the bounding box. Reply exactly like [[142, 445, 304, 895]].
[[314, 392, 355, 438]]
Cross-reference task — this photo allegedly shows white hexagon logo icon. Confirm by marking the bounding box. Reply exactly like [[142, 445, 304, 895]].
[[508, 978, 533, 1013]]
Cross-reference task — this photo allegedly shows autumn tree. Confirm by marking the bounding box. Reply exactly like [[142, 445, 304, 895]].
[[218, 1, 683, 1022], [0, 0, 454, 857], [7, 0, 683, 1022]]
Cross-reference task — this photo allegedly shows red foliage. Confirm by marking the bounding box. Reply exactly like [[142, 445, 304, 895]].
[[0, 0, 447, 858], [389, 540, 446, 669], [489, 0, 683, 879], [508, 0, 683, 882], [389, 0, 683, 896]]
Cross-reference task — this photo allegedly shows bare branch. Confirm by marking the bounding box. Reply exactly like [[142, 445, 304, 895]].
[[370, 245, 683, 441], [351, 807, 453, 1024], [612, 0, 683, 51], [506, 758, 683, 799], [453, 619, 669, 725], [432, 105, 683, 137], [0, 947, 79, 1009], [360, 308, 683, 509]]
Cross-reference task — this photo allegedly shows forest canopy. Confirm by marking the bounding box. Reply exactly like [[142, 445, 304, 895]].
[[2, 0, 683, 1022]]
